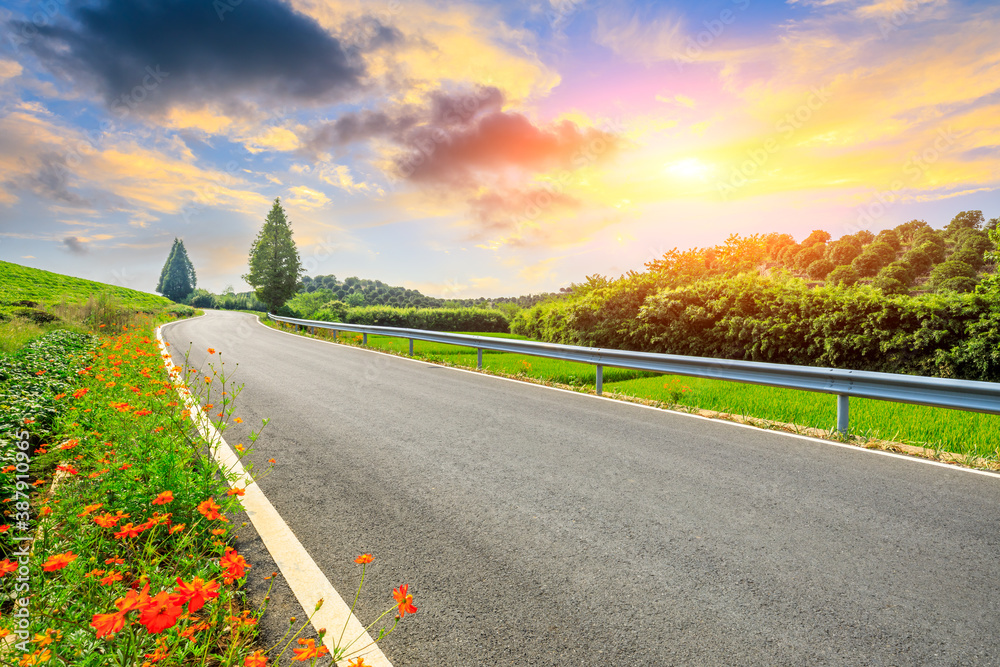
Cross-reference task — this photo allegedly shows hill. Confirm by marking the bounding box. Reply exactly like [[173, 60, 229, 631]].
[[0, 260, 173, 311]]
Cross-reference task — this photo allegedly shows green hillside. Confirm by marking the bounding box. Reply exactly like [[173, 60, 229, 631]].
[[0, 260, 173, 310]]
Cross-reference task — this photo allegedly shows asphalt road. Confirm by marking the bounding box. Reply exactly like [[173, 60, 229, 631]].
[[163, 310, 1000, 666]]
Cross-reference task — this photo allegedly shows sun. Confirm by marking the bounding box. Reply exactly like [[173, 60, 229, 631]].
[[664, 157, 714, 180]]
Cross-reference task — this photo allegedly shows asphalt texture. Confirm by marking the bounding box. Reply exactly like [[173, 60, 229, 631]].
[[163, 310, 1000, 666]]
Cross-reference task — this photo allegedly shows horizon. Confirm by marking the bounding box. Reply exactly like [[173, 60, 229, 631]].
[[0, 0, 998, 299]]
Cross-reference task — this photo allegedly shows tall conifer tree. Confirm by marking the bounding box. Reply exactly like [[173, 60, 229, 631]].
[[156, 238, 197, 302], [243, 198, 303, 312]]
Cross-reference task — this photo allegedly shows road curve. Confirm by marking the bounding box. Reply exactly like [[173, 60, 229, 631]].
[[164, 310, 1000, 666]]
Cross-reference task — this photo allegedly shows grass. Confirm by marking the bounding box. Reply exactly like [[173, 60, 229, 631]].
[[275, 322, 1000, 465], [0, 261, 172, 311], [0, 261, 193, 356]]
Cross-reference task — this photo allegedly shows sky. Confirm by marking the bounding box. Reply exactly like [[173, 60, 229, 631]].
[[0, 0, 997, 299]]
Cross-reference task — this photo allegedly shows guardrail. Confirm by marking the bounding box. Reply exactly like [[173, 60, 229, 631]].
[[267, 313, 1000, 434]]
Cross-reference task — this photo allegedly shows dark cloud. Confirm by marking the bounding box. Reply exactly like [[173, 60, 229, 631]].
[[16, 0, 364, 113], [24, 153, 91, 207], [63, 236, 88, 254], [301, 87, 505, 156], [303, 109, 420, 155]]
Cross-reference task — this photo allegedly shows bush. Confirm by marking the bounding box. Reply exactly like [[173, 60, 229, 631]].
[[872, 275, 909, 295], [826, 265, 859, 287], [937, 276, 978, 293], [876, 261, 914, 286], [806, 259, 835, 280], [931, 259, 977, 290], [186, 289, 217, 309], [334, 305, 510, 332]]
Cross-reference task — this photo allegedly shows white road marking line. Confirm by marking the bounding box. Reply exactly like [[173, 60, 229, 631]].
[[260, 315, 1000, 480], [158, 318, 393, 667]]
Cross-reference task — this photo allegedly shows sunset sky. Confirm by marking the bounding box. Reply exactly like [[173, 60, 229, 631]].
[[0, 0, 997, 298]]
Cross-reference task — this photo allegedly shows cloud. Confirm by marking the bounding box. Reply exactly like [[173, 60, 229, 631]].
[[63, 236, 88, 254], [392, 94, 620, 186], [285, 185, 331, 210], [0, 59, 23, 80], [16, 0, 366, 114], [592, 7, 688, 65], [302, 108, 420, 155]]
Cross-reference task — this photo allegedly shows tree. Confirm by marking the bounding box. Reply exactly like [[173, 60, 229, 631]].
[[243, 198, 303, 313], [156, 238, 197, 302], [806, 258, 835, 280]]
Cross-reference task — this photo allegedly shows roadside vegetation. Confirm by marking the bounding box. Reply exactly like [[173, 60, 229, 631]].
[[1, 260, 417, 666]]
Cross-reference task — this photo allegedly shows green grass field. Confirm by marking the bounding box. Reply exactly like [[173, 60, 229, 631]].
[[0, 260, 172, 309], [299, 326, 1000, 462], [0, 260, 188, 354]]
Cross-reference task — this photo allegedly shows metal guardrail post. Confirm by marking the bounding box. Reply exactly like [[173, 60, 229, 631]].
[[477, 348, 483, 369], [837, 394, 849, 434], [596, 364, 603, 396], [409, 339, 414, 356], [333, 330, 337, 341], [362, 333, 367, 345]]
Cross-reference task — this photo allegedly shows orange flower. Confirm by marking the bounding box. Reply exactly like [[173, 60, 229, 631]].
[[100, 570, 124, 586], [0, 524, 8, 532], [134, 409, 153, 417], [226, 487, 245, 497], [354, 554, 373, 565], [144, 637, 170, 663], [220, 547, 250, 582], [94, 512, 128, 528], [208, 348, 216, 354], [91, 612, 126, 638], [42, 551, 78, 572], [77, 503, 103, 517], [169, 523, 186, 534], [233, 416, 243, 423], [205, 376, 212, 384], [139, 591, 184, 634], [115, 584, 151, 614], [244, 651, 268, 667], [197, 498, 226, 521], [0, 559, 17, 577], [72, 388, 89, 399], [151, 491, 174, 505], [348, 659, 368, 667], [114, 522, 144, 539], [60, 439, 79, 450], [172, 577, 220, 613], [292, 638, 329, 661], [84, 568, 106, 579], [211, 528, 227, 536], [105, 557, 125, 565], [393, 584, 417, 617]]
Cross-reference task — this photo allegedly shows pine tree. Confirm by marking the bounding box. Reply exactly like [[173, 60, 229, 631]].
[[156, 238, 197, 302], [243, 198, 303, 312]]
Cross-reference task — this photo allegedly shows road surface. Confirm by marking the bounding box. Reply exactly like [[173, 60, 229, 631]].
[[163, 310, 1000, 666]]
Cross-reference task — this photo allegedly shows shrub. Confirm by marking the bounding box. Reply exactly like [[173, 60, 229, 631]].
[[931, 259, 977, 290], [806, 258, 835, 280], [826, 265, 859, 287]]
